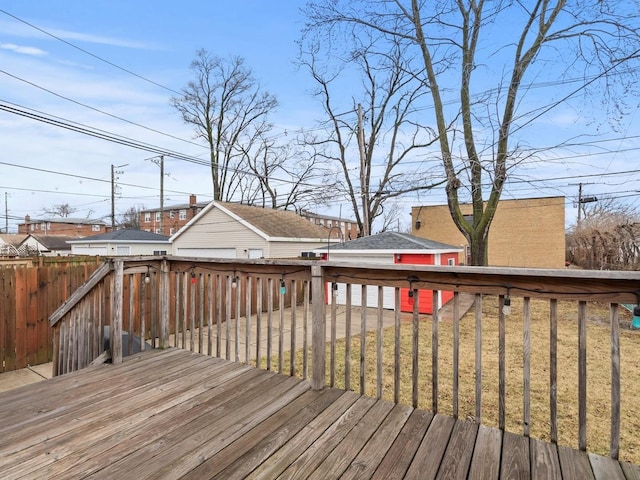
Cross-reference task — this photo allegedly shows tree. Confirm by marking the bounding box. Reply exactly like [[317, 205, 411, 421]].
[[42, 203, 77, 218], [304, 0, 640, 264], [567, 199, 640, 270], [299, 33, 444, 236], [119, 205, 144, 229], [238, 131, 333, 211], [171, 50, 278, 202]]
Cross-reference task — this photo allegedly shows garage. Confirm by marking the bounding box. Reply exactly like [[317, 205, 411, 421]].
[[316, 231, 463, 314], [175, 247, 236, 258]]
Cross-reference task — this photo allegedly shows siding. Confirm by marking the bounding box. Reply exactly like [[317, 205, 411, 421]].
[[172, 207, 269, 257]]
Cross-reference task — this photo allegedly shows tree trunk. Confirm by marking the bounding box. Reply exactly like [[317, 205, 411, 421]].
[[467, 229, 488, 266]]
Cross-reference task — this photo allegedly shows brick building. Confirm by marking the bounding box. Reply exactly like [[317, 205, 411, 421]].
[[18, 216, 108, 238], [411, 196, 566, 268], [139, 194, 209, 236], [298, 210, 360, 240]]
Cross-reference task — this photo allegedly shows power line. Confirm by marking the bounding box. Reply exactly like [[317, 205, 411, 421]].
[[0, 8, 182, 96], [0, 69, 208, 150]]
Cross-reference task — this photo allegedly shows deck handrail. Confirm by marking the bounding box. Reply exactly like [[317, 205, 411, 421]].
[[47, 256, 640, 462]]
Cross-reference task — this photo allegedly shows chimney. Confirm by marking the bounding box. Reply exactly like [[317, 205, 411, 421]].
[[189, 194, 197, 207], [25, 214, 30, 223]]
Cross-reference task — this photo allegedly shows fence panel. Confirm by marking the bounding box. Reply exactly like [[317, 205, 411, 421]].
[[0, 262, 100, 371]]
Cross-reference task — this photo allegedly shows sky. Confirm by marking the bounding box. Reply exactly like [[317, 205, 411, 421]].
[[1, 1, 639, 233]]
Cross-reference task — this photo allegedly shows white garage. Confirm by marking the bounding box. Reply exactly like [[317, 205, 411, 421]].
[[68, 230, 171, 256], [315, 232, 463, 313]]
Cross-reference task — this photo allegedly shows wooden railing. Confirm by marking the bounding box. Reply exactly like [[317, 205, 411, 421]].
[[48, 257, 640, 462]]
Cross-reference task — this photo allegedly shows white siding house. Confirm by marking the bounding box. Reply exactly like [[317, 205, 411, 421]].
[[170, 201, 338, 259], [67, 230, 171, 256]]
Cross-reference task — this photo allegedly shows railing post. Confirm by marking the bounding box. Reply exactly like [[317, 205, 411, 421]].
[[159, 259, 170, 349], [111, 259, 123, 365], [311, 263, 326, 390]]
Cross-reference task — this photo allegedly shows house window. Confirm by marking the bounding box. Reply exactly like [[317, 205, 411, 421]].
[[169, 210, 175, 219], [92, 225, 100, 232], [144, 228, 151, 232], [179, 209, 187, 220], [155, 228, 162, 234], [144, 213, 151, 223], [169, 228, 175, 235], [46, 222, 51, 230], [30, 224, 34, 231], [155, 212, 162, 221], [448, 258, 455, 266], [39, 223, 45, 230], [153, 250, 167, 256]]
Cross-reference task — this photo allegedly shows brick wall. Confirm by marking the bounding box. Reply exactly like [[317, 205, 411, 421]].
[[412, 196, 566, 268]]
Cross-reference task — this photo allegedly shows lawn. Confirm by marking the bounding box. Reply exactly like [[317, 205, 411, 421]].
[[269, 296, 640, 464]]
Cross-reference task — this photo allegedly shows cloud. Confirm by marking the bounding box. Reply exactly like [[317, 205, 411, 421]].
[[0, 42, 47, 56], [46, 27, 154, 50]]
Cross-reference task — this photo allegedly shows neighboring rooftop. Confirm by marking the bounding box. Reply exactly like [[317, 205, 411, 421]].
[[0, 234, 27, 246], [20, 217, 107, 225], [67, 230, 170, 243], [322, 231, 462, 251], [219, 202, 334, 240], [27, 235, 75, 250]]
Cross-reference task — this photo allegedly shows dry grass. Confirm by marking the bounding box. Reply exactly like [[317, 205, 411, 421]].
[[268, 297, 640, 464]]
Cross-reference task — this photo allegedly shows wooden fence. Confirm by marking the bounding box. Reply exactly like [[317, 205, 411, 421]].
[[0, 261, 101, 371]]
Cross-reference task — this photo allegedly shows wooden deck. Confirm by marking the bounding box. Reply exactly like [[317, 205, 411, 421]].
[[1, 349, 638, 480]]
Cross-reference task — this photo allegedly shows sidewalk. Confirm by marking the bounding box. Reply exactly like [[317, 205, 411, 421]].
[[0, 362, 53, 393]]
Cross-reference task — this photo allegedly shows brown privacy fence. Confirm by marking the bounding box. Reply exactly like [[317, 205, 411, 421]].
[[0, 261, 101, 372]]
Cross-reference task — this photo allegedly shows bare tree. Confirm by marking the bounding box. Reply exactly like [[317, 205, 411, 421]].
[[119, 205, 144, 229], [299, 34, 444, 236], [42, 203, 77, 218], [171, 50, 278, 202], [567, 199, 640, 270], [239, 131, 333, 211], [304, 0, 640, 263]]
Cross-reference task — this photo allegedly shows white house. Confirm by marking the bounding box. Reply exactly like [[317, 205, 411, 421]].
[[18, 234, 74, 256], [314, 231, 463, 314], [67, 230, 171, 256], [170, 201, 339, 259]]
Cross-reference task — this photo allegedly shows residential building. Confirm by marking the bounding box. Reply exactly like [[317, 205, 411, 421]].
[[67, 230, 171, 256], [298, 210, 360, 240], [411, 196, 566, 268], [139, 194, 209, 236], [0, 234, 26, 257], [18, 216, 108, 237], [18, 234, 74, 256], [171, 201, 339, 259]]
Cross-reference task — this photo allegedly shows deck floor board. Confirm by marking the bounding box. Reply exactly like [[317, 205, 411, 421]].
[[0, 348, 637, 479]]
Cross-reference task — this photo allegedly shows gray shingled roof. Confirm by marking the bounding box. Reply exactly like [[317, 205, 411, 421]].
[[220, 202, 332, 239], [24, 217, 106, 225], [67, 230, 170, 243], [28, 235, 75, 250], [324, 231, 461, 251], [141, 201, 210, 213]]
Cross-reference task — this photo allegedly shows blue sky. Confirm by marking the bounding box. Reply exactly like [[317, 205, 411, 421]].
[[1, 1, 639, 233]]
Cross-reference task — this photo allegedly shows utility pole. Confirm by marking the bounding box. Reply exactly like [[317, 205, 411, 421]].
[[111, 165, 116, 229], [160, 156, 164, 233], [111, 164, 128, 229], [4, 192, 8, 233], [571, 182, 597, 226]]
